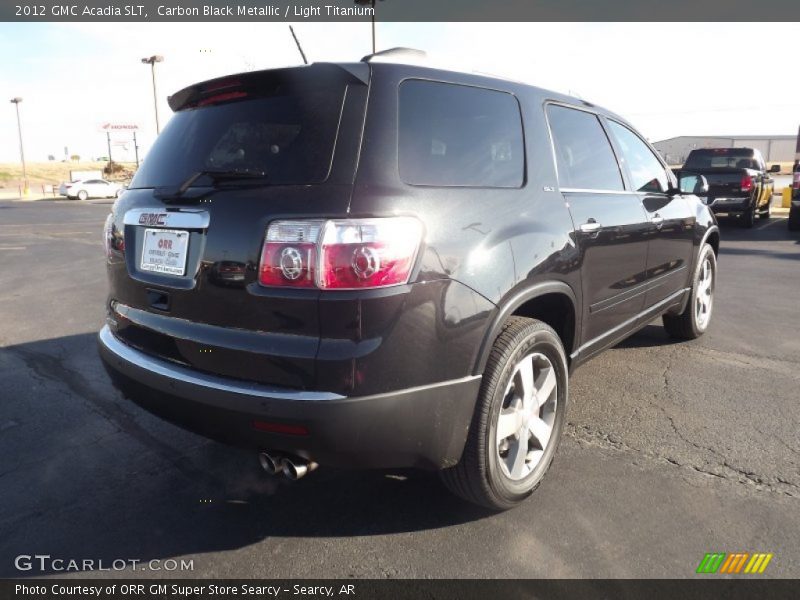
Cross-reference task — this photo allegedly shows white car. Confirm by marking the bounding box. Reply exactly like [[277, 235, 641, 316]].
[[60, 179, 123, 200]]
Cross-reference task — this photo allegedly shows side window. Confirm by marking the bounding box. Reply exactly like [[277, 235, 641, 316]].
[[546, 105, 624, 191], [607, 121, 669, 194], [398, 80, 524, 188]]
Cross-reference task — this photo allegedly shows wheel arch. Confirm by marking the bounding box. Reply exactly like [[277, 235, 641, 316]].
[[472, 281, 579, 376], [702, 225, 720, 257]]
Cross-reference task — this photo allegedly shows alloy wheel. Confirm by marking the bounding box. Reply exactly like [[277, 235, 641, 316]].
[[495, 352, 558, 481], [695, 256, 714, 329]]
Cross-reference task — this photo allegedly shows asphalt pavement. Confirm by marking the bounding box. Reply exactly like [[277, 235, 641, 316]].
[[0, 198, 798, 578]]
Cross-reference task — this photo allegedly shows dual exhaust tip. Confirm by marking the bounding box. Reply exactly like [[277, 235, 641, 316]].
[[258, 452, 318, 480]]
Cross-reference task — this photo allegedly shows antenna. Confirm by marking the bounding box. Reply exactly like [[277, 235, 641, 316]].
[[289, 26, 308, 65]]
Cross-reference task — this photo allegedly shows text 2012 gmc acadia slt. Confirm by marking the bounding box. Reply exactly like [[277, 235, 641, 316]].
[[98, 50, 719, 509]]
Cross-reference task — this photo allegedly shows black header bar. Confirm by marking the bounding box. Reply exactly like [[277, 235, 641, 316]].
[[4, 579, 800, 600], [4, 0, 800, 22]]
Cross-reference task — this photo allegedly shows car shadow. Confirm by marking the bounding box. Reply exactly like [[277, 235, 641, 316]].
[[713, 217, 800, 259], [0, 333, 494, 577], [716, 215, 798, 238], [613, 324, 684, 349]]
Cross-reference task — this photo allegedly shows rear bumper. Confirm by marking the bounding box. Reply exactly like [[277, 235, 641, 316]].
[[704, 197, 751, 214], [98, 326, 480, 470]]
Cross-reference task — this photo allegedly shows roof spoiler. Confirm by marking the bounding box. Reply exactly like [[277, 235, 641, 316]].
[[361, 47, 427, 64], [167, 63, 369, 112]]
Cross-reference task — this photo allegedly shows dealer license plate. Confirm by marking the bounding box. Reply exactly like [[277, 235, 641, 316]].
[[140, 228, 190, 276]]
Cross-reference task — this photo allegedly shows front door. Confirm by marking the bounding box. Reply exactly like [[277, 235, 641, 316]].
[[546, 104, 651, 347], [605, 120, 696, 309]]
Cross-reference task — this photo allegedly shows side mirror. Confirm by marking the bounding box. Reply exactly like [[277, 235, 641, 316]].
[[678, 174, 709, 195], [769, 164, 781, 173]]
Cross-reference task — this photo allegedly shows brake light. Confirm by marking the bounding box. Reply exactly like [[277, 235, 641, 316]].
[[319, 218, 423, 289], [197, 90, 248, 107], [103, 213, 124, 258], [741, 174, 753, 192], [258, 220, 321, 287], [203, 77, 242, 93], [103, 213, 112, 257], [793, 172, 800, 190], [258, 217, 423, 290]]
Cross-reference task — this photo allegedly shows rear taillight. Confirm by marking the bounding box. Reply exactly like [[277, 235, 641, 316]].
[[741, 174, 753, 193], [258, 217, 423, 290], [103, 213, 124, 258], [103, 213, 113, 258], [258, 220, 321, 288], [793, 173, 800, 190]]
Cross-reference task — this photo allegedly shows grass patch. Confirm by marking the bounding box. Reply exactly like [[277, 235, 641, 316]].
[[0, 161, 137, 186]]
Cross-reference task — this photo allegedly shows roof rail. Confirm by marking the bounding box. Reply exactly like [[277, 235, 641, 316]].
[[361, 47, 428, 64]]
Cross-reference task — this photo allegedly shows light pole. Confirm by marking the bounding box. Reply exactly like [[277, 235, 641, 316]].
[[9, 97, 28, 196], [141, 55, 164, 134]]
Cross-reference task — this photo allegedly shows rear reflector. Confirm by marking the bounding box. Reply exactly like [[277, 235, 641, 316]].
[[258, 217, 423, 290], [252, 420, 309, 436]]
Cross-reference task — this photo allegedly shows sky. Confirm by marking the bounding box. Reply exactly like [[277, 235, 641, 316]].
[[1, 22, 799, 163]]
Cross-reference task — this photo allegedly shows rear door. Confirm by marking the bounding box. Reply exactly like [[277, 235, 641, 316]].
[[605, 120, 695, 309], [546, 104, 650, 349]]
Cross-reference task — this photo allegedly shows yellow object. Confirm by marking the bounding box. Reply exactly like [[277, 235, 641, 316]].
[[782, 187, 792, 208]]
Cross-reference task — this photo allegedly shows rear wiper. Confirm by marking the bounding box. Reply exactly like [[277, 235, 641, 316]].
[[155, 169, 269, 200]]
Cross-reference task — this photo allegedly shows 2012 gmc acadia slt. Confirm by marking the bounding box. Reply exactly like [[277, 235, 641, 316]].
[[99, 50, 719, 509]]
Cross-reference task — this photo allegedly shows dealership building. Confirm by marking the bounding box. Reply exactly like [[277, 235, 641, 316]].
[[653, 135, 798, 166]]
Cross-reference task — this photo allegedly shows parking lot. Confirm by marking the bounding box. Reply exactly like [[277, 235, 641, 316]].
[[0, 198, 798, 578]]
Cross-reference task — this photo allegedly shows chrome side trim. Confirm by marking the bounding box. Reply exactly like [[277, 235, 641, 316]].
[[560, 188, 637, 195], [123, 208, 210, 229], [99, 325, 345, 401]]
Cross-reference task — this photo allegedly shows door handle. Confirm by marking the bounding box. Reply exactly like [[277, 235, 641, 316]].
[[579, 219, 602, 234], [651, 213, 664, 228]]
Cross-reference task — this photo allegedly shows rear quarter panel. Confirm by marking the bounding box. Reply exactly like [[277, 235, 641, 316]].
[[348, 65, 582, 387]]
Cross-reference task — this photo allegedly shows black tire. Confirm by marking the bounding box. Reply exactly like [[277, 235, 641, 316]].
[[663, 243, 716, 340], [789, 207, 800, 232], [759, 198, 771, 219], [440, 317, 568, 510], [740, 202, 755, 228], [77, 190, 88, 201]]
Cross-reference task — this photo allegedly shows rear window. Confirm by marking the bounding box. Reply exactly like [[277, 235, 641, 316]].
[[398, 80, 525, 188], [684, 149, 759, 170], [130, 88, 345, 188]]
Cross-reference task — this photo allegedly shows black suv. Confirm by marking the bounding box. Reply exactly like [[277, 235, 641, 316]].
[[99, 50, 719, 509]]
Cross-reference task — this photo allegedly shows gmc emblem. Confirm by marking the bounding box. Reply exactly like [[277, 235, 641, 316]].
[[139, 213, 167, 226]]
